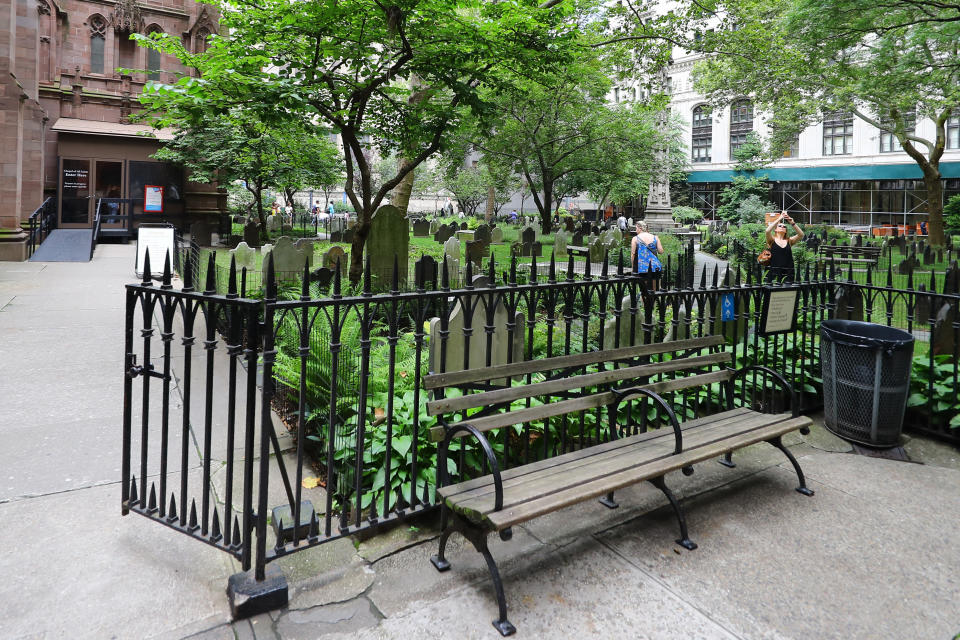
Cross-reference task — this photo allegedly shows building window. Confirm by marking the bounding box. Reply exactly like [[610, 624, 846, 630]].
[[90, 15, 107, 74], [146, 27, 163, 81], [729, 99, 753, 158], [195, 28, 210, 54], [691, 105, 712, 163], [823, 111, 853, 155], [781, 136, 800, 158], [948, 116, 960, 150], [880, 109, 916, 153]]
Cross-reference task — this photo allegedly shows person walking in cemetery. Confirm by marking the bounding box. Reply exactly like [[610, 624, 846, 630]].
[[764, 212, 804, 283], [327, 201, 335, 218], [632, 220, 664, 288], [618, 214, 627, 232]]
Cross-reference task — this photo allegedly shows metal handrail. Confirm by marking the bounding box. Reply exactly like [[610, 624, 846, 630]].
[[91, 198, 103, 260], [26, 197, 56, 258]]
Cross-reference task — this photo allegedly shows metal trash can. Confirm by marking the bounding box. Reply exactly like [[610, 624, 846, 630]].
[[821, 319, 914, 447]]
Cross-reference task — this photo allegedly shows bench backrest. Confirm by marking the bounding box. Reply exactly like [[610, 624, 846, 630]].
[[819, 245, 881, 257]]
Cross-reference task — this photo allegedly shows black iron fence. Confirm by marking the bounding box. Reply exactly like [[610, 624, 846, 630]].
[[123, 248, 959, 603]]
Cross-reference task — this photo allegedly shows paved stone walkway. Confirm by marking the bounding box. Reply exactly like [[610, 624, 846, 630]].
[[1, 242, 958, 640]]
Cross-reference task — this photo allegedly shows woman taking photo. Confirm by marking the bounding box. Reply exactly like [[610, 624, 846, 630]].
[[764, 212, 804, 283]]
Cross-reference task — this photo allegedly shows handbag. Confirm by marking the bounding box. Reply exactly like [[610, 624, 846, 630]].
[[635, 240, 663, 274], [758, 248, 772, 267]]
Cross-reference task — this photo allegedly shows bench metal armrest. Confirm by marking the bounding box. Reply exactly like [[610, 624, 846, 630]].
[[729, 365, 805, 429], [437, 421, 505, 512], [610, 387, 683, 455]]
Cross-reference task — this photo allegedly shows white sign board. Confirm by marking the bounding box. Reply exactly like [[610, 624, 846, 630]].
[[760, 288, 799, 335], [136, 225, 176, 278]]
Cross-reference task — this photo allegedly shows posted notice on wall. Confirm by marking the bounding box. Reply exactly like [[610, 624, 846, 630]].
[[144, 185, 164, 213], [136, 225, 175, 278], [760, 287, 799, 336]]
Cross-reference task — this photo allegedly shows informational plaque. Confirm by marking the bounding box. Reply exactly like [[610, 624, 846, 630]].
[[135, 224, 175, 278], [759, 286, 799, 336], [144, 185, 164, 213]]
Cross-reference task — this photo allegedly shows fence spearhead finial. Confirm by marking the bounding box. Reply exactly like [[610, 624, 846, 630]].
[[363, 252, 372, 295], [183, 250, 194, 292], [301, 258, 310, 299], [265, 252, 277, 302], [142, 249, 152, 286], [161, 251, 172, 289], [391, 254, 399, 293], [227, 254, 238, 298], [205, 252, 216, 294]]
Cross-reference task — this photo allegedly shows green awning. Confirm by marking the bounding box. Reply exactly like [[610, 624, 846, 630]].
[[687, 161, 960, 183]]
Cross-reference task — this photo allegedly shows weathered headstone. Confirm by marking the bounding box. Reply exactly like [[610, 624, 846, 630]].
[[833, 285, 864, 322], [521, 241, 542, 258], [572, 231, 584, 247], [923, 245, 935, 265], [852, 234, 863, 247], [553, 231, 568, 260], [266, 236, 313, 279], [440, 256, 461, 288], [429, 278, 526, 378], [474, 224, 491, 245], [230, 242, 257, 271], [603, 295, 646, 349], [564, 217, 575, 233], [429, 219, 441, 235], [943, 261, 960, 294], [434, 224, 455, 244], [323, 246, 347, 276], [588, 235, 606, 263], [466, 241, 488, 266], [897, 254, 918, 275], [932, 302, 958, 356], [490, 227, 504, 244], [190, 222, 214, 246], [414, 255, 439, 289], [521, 227, 536, 245], [412, 219, 431, 237], [266, 215, 281, 233], [243, 220, 261, 248], [456, 229, 476, 244], [443, 236, 461, 260], [310, 267, 333, 289], [579, 222, 592, 236], [369, 205, 409, 288], [915, 284, 932, 323], [459, 222, 468, 230]]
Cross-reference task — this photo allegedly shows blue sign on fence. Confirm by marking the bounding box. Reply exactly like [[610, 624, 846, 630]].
[[721, 293, 735, 321]]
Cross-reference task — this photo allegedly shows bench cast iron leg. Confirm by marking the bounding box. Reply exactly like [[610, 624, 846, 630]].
[[598, 491, 619, 509], [767, 436, 815, 496], [718, 451, 736, 468], [647, 476, 697, 550], [430, 512, 516, 636]]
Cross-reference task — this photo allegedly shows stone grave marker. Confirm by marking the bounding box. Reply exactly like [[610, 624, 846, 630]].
[[434, 224, 455, 244], [412, 219, 431, 237], [553, 231, 569, 260], [833, 285, 864, 322], [456, 229, 476, 244], [311, 267, 333, 289], [897, 254, 918, 275], [944, 261, 960, 294], [444, 236, 461, 260], [572, 231, 584, 247], [243, 220, 261, 248], [521, 227, 536, 245], [520, 241, 542, 258], [459, 222, 468, 230], [474, 224, 491, 245], [588, 235, 606, 263], [923, 245, 935, 265], [414, 255, 439, 289], [429, 277, 526, 379], [440, 255, 461, 288], [190, 222, 214, 246], [932, 301, 958, 356], [466, 241, 488, 266], [564, 217, 575, 233], [230, 242, 257, 271], [603, 295, 646, 349], [266, 215, 281, 233], [915, 284, 931, 323], [369, 205, 409, 288], [265, 236, 313, 280], [429, 219, 441, 235], [323, 246, 347, 276], [579, 221, 592, 236], [490, 227, 504, 244], [852, 234, 863, 247]]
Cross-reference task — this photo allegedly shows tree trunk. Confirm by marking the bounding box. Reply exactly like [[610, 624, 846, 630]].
[[391, 159, 416, 214], [539, 181, 553, 234], [486, 185, 495, 222], [349, 216, 371, 284], [251, 184, 268, 241], [923, 168, 945, 246]]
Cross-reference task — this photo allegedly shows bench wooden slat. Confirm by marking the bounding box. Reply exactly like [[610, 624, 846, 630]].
[[427, 351, 732, 416], [444, 410, 782, 517], [427, 369, 734, 442], [437, 407, 754, 499], [423, 335, 724, 389], [486, 415, 811, 530], [439, 408, 762, 505], [481, 415, 811, 530]]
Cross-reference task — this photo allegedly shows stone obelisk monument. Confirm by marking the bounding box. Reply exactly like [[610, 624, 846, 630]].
[[644, 70, 675, 229]]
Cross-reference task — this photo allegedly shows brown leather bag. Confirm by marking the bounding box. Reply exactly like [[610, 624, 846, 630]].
[[757, 248, 772, 266]]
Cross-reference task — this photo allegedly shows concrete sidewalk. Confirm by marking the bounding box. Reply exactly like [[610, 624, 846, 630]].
[[1, 242, 958, 640]]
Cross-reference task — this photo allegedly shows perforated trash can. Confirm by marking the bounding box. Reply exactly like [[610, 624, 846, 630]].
[[820, 319, 914, 447]]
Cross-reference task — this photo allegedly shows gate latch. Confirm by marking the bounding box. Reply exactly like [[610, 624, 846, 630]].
[[126, 355, 170, 381]]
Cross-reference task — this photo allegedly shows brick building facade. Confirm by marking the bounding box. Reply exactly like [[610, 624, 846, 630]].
[[1, 0, 224, 260]]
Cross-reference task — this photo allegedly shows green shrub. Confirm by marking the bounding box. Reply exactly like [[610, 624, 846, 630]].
[[735, 195, 777, 225], [672, 206, 703, 226], [944, 194, 960, 233]]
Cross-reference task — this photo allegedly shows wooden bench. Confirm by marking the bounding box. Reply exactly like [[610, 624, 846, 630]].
[[819, 244, 882, 267], [424, 335, 813, 636]]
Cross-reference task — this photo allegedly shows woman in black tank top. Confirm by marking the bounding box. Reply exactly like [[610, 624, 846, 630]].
[[764, 212, 804, 283]]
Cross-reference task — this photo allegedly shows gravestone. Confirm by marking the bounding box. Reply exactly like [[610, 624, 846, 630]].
[[310, 267, 333, 289], [440, 255, 461, 288], [833, 285, 864, 322], [429, 219, 441, 235], [266, 236, 313, 280], [329, 216, 347, 234], [664, 307, 691, 342], [490, 227, 504, 244], [190, 222, 214, 246], [266, 215, 281, 233], [443, 236, 461, 260], [579, 222, 592, 236], [521, 227, 536, 245], [230, 242, 257, 271], [564, 217, 575, 233], [897, 254, 918, 275], [520, 241, 542, 258], [553, 231, 569, 260], [466, 241, 488, 266], [434, 224, 455, 244], [459, 222, 468, 230], [369, 205, 409, 288], [572, 231, 584, 247], [923, 245, 935, 265], [474, 224, 491, 245], [944, 262, 960, 294], [588, 235, 606, 263], [915, 284, 931, 323], [323, 246, 347, 276], [456, 229, 476, 244], [852, 234, 863, 247], [414, 255, 439, 289], [412, 219, 431, 237], [428, 277, 526, 378], [243, 220, 261, 248], [603, 295, 646, 349], [932, 302, 958, 356]]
